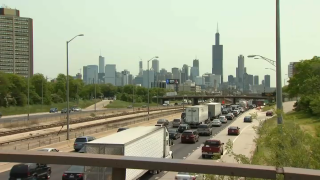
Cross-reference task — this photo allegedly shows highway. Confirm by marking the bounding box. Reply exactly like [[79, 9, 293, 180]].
[[0, 102, 296, 180], [0, 109, 250, 180]]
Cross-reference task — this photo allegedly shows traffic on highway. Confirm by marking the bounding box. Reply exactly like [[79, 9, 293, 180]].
[[0, 99, 266, 180]]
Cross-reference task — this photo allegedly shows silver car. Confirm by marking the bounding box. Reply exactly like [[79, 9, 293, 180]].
[[219, 116, 227, 123], [197, 124, 212, 136], [172, 119, 182, 128], [74, 136, 96, 151], [212, 119, 222, 127]]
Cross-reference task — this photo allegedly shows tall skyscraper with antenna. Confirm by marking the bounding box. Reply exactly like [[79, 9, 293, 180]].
[[212, 23, 224, 83]]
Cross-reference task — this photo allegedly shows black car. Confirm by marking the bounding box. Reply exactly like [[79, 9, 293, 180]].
[[244, 116, 253, 123], [49, 107, 58, 113], [157, 119, 170, 126], [225, 114, 233, 120], [9, 163, 51, 180], [117, 127, 129, 132], [181, 112, 186, 120], [177, 124, 190, 133], [62, 165, 84, 180], [168, 128, 180, 140], [222, 109, 228, 114]]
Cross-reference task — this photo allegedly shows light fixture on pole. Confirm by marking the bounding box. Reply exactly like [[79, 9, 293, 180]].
[[66, 34, 84, 140], [147, 56, 159, 120]]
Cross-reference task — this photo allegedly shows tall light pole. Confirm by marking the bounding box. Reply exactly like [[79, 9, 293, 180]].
[[94, 72, 97, 112], [66, 34, 84, 140], [247, 0, 283, 125], [147, 56, 159, 120], [132, 85, 135, 112]]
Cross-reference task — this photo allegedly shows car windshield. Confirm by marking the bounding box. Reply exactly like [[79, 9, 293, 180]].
[[75, 138, 87, 142], [178, 126, 186, 129], [219, 116, 225, 119], [205, 141, 221, 146], [50, 108, 55, 110], [157, 119, 165, 123], [213, 119, 220, 123], [229, 126, 238, 129], [173, 119, 180, 122], [168, 129, 176, 133], [198, 125, 208, 128]]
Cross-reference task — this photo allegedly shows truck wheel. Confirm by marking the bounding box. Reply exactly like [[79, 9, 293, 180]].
[[221, 150, 224, 155]]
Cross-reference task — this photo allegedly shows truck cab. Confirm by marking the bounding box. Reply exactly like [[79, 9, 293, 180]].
[[201, 139, 224, 159]]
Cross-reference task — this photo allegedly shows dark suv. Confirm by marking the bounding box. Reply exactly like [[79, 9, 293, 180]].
[[49, 107, 58, 113], [181, 130, 199, 143], [9, 163, 51, 180]]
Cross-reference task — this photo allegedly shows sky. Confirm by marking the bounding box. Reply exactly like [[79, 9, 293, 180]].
[[2, 0, 320, 87]]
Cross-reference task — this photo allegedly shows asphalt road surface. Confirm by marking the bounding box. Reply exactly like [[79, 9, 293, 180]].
[[0, 112, 241, 180]]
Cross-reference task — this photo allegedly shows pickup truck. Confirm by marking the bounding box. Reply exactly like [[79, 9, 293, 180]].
[[201, 139, 224, 159]]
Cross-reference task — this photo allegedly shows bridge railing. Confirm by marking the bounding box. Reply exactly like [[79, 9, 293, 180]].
[[0, 150, 319, 180]]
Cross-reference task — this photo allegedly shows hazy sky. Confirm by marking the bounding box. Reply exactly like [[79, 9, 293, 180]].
[[3, 0, 320, 87]]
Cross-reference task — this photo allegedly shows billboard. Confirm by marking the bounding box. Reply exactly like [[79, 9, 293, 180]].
[[166, 79, 179, 84]]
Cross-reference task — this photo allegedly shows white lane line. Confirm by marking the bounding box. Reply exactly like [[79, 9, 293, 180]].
[[232, 123, 253, 143]]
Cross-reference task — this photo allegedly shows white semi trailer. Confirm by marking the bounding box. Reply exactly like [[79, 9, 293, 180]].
[[185, 105, 209, 128], [83, 126, 173, 180], [207, 102, 222, 120]]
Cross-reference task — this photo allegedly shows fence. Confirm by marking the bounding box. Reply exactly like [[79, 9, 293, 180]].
[[0, 109, 181, 151], [0, 150, 319, 180]]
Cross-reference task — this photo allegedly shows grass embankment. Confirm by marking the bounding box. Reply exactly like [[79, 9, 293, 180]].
[[105, 100, 158, 108], [251, 111, 320, 169], [262, 103, 275, 111], [0, 100, 99, 116]]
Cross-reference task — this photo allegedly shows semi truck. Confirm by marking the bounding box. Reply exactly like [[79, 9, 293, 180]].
[[83, 126, 173, 180], [239, 100, 248, 110], [207, 103, 222, 120], [185, 105, 209, 128]]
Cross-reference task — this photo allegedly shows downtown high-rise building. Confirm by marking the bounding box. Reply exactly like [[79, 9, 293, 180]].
[[105, 64, 116, 85], [288, 62, 298, 78], [152, 59, 159, 73], [264, 75, 271, 88], [172, 67, 181, 82], [99, 55, 105, 73], [237, 55, 245, 83], [84, 65, 98, 84], [212, 24, 223, 83], [254, 75, 259, 85], [193, 59, 199, 68], [139, 61, 143, 75], [0, 8, 33, 77]]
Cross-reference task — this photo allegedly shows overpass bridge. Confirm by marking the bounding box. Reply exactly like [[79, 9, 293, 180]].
[[154, 95, 275, 105]]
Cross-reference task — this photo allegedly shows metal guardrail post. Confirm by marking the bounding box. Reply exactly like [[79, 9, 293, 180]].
[[112, 168, 126, 180]]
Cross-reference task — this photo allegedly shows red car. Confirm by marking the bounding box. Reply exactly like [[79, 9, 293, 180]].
[[181, 130, 199, 143], [202, 139, 224, 158], [228, 126, 240, 135], [266, 111, 273, 116]]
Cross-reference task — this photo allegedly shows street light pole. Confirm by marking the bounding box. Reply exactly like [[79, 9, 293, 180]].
[[41, 79, 44, 106], [276, 0, 283, 124], [66, 34, 84, 140], [132, 85, 134, 112], [147, 56, 159, 120], [27, 72, 30, 121]]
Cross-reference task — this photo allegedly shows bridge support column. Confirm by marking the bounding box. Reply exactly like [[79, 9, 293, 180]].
[[233, 98, 237, 104]]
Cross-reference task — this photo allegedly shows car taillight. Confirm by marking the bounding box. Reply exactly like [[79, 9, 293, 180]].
[[62, 173, 67, 177], [181, 135, 185, 137], [175, 177, 178, 180], [74, 143, 77, 145], [77, 173, 84, 178], [190, 135, 194, 138], [27, 171, 30, 176], [192, 177, 196, 180]]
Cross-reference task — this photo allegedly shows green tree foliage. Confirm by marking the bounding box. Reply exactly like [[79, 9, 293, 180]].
[[0, 73, 173, 107], [287, 56, 320, 115]]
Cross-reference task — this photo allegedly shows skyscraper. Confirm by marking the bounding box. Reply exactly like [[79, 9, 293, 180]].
[[85, 65, 98, 84], [237, 55, 245, 83], [212, 24, 223, 83], [172, 68, 180, 82], [99, 56, 105, 73], [152, 59, 159, 73], [264, 75, 271, 88], [0, 8, 33, 77], [193, 59, 199, 68], [228, 75, 234, 84], [139, 61, 143, 75], [182, 64, 189, 82], [254, 75, 259, 85], [105, 64, 116, 85]]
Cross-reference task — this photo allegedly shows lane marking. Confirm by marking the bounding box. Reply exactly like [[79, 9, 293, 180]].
[[232, 123, 253, 143]]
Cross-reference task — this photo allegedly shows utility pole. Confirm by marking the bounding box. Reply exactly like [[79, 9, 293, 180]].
[[93, 76, 97, 112], [132, 85, 134, 112]]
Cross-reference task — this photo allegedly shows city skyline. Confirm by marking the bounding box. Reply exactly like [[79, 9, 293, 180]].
[[0, 1, 320, 87]]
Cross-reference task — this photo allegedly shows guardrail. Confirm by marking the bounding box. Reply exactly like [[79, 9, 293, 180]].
[[0, 151, 319, 180]]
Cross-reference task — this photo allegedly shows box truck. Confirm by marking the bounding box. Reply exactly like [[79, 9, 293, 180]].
[[185, 105, 209, 128], [207, 103, 222, 120], [84, 126, 173, 180]]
